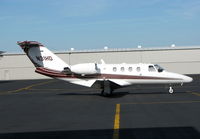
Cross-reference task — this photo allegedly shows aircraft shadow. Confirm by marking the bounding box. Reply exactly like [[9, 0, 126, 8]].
[[57, 92, 128, 99], [57, 88, 188, 98], [0, 127, 199, 139]]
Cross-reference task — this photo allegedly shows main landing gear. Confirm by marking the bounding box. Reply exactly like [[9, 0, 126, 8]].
[[101, 80, 113, 96]]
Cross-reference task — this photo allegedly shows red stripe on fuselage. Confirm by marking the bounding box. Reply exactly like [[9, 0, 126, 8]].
[[35, 67, 68, 78], [35, 67, 182, 80]]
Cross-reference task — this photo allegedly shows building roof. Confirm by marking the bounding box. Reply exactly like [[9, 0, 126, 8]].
[[2, 46, 200, 55], [63, 46, 200, 54]]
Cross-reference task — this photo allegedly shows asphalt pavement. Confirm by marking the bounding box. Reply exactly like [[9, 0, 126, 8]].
[[0, 74, 200, 139]]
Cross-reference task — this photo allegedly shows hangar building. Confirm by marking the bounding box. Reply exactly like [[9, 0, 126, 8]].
[[0, 46, 200, 80]]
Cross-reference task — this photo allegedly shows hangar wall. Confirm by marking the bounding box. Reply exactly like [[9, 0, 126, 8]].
[[0, 47, 200, 80]]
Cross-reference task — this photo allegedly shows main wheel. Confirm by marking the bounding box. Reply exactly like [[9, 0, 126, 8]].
[[101, 80, 113, 97], [101, 88, 113, 96]]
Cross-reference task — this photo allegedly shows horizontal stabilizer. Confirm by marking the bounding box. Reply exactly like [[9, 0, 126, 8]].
[[18, 41, 44, 50]]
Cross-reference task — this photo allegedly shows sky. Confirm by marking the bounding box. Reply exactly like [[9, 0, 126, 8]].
[[0, 0, 200, 52]]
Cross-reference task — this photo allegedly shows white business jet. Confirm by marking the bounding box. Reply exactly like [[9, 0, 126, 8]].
[[18, 41, 193, 96]]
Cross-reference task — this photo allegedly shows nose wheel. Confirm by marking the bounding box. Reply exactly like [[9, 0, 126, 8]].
[[169, 86, 174, 94]]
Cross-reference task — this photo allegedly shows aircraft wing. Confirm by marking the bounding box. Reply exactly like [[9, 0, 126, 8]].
[[70, 79, 97, 87], [70, 79, 131, 89], [109, 79, 131, 86]]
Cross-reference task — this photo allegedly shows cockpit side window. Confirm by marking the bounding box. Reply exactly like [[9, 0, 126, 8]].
[[154, 64, 164, 72], [148, 65, 156, 72]]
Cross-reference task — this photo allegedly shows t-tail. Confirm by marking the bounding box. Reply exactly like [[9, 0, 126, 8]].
[[18, 41, 69, 76]]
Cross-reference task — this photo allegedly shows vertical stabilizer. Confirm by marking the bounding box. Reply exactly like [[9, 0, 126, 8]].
[[18, 41, 69, 71]]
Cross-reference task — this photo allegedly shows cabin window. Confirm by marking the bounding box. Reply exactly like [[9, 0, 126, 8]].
[[128, 67, 133, 72], [148, 65, 156, 72], [121, 67, 125, 72], [113, 67, 117, 72], [136, 67, 141, 72]]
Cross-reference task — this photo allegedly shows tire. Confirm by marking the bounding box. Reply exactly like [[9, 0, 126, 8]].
[[169, 87, 174, 94]]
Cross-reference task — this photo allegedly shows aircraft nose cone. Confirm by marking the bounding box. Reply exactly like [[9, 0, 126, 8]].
[[183, 75, 193, 83]]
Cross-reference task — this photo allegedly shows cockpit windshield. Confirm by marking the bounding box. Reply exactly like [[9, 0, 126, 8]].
[[154, 64, 164, 72]]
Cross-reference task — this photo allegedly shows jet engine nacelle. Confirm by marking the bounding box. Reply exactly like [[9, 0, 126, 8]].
[[71, 63, 99, 75]]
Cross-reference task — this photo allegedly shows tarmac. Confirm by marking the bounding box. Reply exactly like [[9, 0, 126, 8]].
[[0, 74, 200, 139]]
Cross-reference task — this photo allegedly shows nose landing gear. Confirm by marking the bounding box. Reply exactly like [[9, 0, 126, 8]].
[[169, 86, 174, 94]]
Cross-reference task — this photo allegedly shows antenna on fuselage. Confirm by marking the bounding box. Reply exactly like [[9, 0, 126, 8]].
[[68, 47, 74, 67], [138, 45, 143, 63], [101, 59, 105, 65]]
